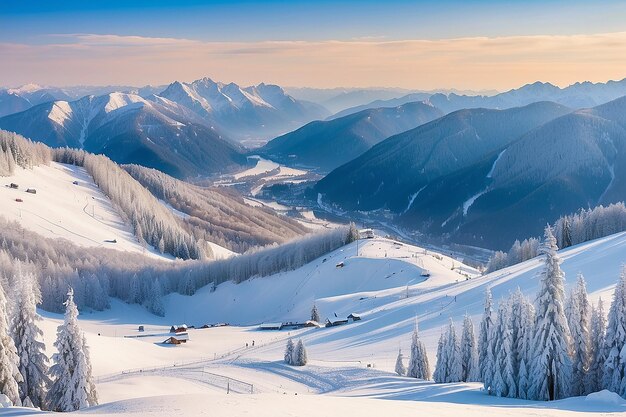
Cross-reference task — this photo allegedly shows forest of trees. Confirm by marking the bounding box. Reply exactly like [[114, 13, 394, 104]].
[[432, 226, 626, 400], [0, 216, 352, 313], [124, 164, 308, 253], [486, 202, 626, 273]]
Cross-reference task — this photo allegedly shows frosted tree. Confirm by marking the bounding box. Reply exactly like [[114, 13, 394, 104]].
[[346, 222, 359, 243], [479, 288, 495, 391], [284, 339, 295, 365], [460, 314, 479, 382], [603, 269, 626, 396], [515, 292, 535, 399], [528, 226, 572, 401], [47, 288, 98, 411], [310, 304, 321, 323], [395, 349, 406, 376], [586, 299, 607, 394], [0, 280, 21, 406], [294, 339, 308, 366], [566, 274, 591, 396], [407, 320, 431, 380], [434, 320, 462, 383], [492, 300, 517, 397], [11, 268, 50, 408]]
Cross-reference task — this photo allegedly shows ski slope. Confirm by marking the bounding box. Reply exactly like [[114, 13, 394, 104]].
[[5, 234, 626, 416], [0, 162, 167, 259]]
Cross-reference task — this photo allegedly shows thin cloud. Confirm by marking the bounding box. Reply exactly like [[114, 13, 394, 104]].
[[1, 32, 626, 89]]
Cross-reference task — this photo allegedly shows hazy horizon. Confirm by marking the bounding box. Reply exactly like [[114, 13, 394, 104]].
[[2, 1, 626, 90]]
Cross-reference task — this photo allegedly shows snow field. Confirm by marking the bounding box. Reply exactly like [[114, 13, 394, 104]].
[[6, 234, 626, 415], [0, 162, 167, 259]]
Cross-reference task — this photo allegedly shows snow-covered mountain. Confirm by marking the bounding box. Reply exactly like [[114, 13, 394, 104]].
[[317, 96, 626, 249], [0, 92, 247, 178], [159, 78, 330, 144], [0, 84, 168, 118], [260, 101, 444, 172], [333, 78, 626, 119]]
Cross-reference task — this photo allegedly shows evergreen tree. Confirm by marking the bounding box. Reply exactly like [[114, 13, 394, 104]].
[[284, 339, 295, 365], [460, 314, 479, 382], [11, 268, 50, 409], [603, 269, 626, 396], [566, 274, 591, 396], [346, 222, 359, 243], [310, 304, 321, 323], [586, 299, 607, 394], [47, 288, 98, 411], [528, 226, 572, 401], [294, 339, 308, 366], [479, 288, 495, 391], [435, 320, 462, 383], [0, 280, 21, 406], [511, 288, 535, 399], [407, 320, 431, 380], [395, 349, 406, 376], [492, 301, 515, 397]]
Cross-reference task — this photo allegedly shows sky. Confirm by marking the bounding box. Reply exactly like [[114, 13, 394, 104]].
[[2, 0, 626, 90]]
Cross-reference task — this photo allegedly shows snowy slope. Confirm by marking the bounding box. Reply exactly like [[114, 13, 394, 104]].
[[0, 162, 167, 259], [8, 233, 626, 416]]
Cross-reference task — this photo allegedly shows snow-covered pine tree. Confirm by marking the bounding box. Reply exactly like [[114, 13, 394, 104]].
[[395, 349, 406, 376], [492, 300, 516, 397], [516, 292, 535, 399], [47, 288, 98, 411], [603, 268, 626, 396], [566, 274, 591, 396], [11, 268, 50, 409], [460, 314, 479, 382], [0, 278, 21, 406], [435, 320, 462, 383], [528, 226, 572, 401], [311, 304, 321, 323], [407, 320, 431, 380], [433, 330, 447, 383], [294, 339, 308, 366], [586, 299, 607, 394], [479, 288, 495, 391], [346, 222, 359, 243], [284, 339, 295, 365]]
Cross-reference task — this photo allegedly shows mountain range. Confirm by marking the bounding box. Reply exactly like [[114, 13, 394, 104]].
[[317, 96, 626, 248], [334, 79, 626, 119], [0, 92, 247, 178], [0, 78, 332, 177], [260, 101, 443, 171]]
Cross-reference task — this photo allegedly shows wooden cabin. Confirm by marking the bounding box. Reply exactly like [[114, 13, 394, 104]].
[[162, 333, 189, 345], [347, 313, 362, 322]]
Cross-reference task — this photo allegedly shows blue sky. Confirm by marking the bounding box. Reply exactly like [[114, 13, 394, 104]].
[[3, 0, 626, 43], [2, 1, 626, 89]]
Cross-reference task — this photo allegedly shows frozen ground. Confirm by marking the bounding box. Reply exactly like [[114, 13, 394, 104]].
[[2, 235, 626, 416]]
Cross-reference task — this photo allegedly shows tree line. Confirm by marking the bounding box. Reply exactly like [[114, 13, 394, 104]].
[[486, 202, 626, 273]]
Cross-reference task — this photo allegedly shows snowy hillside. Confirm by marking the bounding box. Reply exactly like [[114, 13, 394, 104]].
[[7, 232, 626, 416], [0, 162, 166, 259]]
